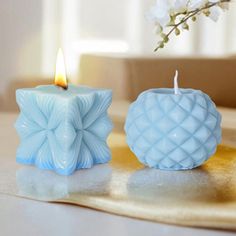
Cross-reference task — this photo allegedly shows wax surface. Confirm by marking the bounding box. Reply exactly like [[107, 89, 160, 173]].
[[36, 84, 104, 96], [15, 84, 113, 175], [125, 88, 222, 170]]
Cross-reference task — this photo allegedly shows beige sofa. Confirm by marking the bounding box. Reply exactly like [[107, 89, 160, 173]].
[[79, 54, 236, 108]]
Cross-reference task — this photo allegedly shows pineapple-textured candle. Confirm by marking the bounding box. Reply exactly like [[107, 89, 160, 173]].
[[15, 49, 113, 175], [125, 71, 222, 170]]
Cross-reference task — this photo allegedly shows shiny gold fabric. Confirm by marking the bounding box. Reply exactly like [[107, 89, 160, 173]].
[[1, 133, 236, 230]]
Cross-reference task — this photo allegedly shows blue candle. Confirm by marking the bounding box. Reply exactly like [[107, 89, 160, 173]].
[[125, 71, 222, 170], [15, 50, 113, 175]]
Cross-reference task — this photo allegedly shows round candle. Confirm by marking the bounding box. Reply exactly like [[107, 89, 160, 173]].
[[124, 72, 222, 170]]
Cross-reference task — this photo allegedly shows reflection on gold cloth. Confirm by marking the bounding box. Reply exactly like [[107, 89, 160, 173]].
[[1, 133, 236, 230]]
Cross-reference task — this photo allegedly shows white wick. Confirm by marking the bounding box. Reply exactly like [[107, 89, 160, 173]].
[[174, 70, 181, 95]]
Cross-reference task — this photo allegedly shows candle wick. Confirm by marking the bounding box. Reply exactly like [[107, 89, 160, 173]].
[[55, 84, 68, 90], [174, 70, 181, 95]]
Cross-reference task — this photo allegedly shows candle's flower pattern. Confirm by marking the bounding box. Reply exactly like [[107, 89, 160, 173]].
[[147, 0, 230, 51], [15, 87, 113, 175], [125, 89, 222, 170]]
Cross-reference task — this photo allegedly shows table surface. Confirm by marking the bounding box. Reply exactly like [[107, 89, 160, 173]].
[[0, 111, 236, 236]]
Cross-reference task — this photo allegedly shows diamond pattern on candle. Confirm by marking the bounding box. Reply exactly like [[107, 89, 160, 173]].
[[125, 90, 222, 170], [15, 90, 113, 175]]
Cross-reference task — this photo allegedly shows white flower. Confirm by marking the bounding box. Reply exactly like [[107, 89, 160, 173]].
[[170, 0, 191, 11], [147, 0, 170, 27], [188, 0, 207, 10], [147, 0, 227, 28], [209, 5, 221, 21], [147, 0, 230, 50]]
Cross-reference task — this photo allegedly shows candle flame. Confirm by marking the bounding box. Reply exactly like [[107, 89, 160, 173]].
[[55, 48, 68, 90]]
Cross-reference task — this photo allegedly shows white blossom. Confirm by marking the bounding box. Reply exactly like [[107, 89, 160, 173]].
[[147, 0, 226, 28], [209, 5, 221, 21], [188, 0, 208, 10], [147, 0, 230, 51]]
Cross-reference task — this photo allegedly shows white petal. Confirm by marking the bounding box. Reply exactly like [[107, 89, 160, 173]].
[[188, 0, 207, 10], [209, 6, 221, 22], [174, 0, 188, 12]]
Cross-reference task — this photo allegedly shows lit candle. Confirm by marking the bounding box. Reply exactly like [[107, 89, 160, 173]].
[[15, 49, 113, 175], [125, 71, 222, 170]]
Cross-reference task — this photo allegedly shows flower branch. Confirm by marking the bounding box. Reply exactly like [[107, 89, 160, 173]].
[[148, 0, 231, 52]]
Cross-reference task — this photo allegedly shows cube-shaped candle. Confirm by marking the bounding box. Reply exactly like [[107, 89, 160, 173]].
[[15, 49, 113, 175], [15, 85, 113, 175]]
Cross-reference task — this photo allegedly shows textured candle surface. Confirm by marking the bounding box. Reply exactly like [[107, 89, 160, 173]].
[[125, 88, 222, 170], [15, 84, 113, 175]]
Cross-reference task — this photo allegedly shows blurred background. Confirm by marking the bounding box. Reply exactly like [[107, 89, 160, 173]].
[[1, 0, 236, 111]]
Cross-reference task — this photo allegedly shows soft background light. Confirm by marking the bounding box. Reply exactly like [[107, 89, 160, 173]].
[[0, 0, 236, 84]]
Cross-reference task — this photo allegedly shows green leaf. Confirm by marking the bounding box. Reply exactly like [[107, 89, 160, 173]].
[[163, 36, 169, 43], [169, 15, 176, 25], [182, 22, 189, 30], [175, 28, 181, 36], [159, 41, 165, 48], [203, 10, 210, 17], [161, 33, 167, 39]]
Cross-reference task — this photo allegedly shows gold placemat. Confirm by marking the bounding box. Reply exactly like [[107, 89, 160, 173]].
[[0, 133, 236, 230]]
